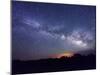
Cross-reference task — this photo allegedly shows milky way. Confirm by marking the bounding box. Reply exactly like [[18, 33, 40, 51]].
[[12, 1, 96, 60]]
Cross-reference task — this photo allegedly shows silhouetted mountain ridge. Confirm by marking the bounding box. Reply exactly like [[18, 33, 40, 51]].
[[76, 49, 96, 55], [12, 53, 96, 74]]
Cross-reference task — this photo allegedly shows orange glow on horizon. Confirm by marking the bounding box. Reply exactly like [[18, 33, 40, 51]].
[[57, 52, 74, 58]]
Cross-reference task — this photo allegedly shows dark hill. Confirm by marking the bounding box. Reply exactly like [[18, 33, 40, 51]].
[[12, 54, 96, 74]]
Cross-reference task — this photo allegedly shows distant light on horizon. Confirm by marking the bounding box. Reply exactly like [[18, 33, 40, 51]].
[[57, 52, 74, 58], [51, 52, 75, 58]]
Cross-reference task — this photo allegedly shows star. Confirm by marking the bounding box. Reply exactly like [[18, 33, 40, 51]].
[[61, 34, 66, 40]]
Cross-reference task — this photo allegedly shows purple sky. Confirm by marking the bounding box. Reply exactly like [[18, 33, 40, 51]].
[[12, 1, 96, 60]]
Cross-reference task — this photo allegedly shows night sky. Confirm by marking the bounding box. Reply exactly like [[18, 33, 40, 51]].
[[12, 1, 96, 60]]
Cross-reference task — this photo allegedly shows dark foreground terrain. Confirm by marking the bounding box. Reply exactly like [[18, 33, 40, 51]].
[[12, 54, 96, 74]]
